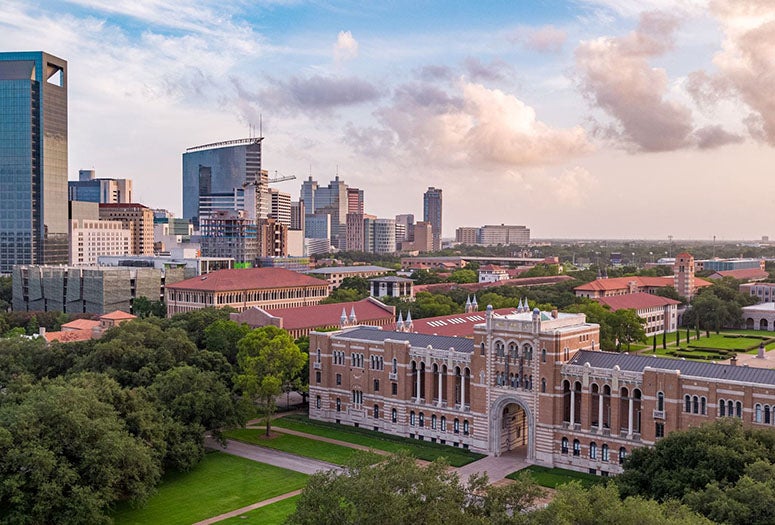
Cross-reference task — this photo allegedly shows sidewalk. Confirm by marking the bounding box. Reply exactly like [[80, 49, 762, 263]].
[[192, 489, 302, 525]]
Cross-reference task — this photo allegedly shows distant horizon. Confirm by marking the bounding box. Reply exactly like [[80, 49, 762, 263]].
[[3, 1, 775, 239]]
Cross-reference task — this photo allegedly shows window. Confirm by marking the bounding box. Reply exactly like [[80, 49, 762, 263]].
[[392, 383, 398, 395], [480, 342, 485, 355], [336, 398, 341, 412], [316, 348, 321, 363], [692, 396, 699, 414], [541, 378, 546, 393], [431, 414, 437, 429], [619, 447, 627, 463], [573, 439, 581, 456], [701, 397, 707, 415], [541, 348, 546, 363], [374, 379, 380, 392], [392, 358, 398, 373], [561, 437, 569, 454], [315, 371, 321, 383], [391, 408, 397, 423], [316, 395, 321, 409], [766, 405, 771, 425], [441, 416, 447, 432], [336, 373, 342, 385], [655, 422, 665, 438], [736, 401, 742, 418], [602, 444, 609, 462], [589, 442, 597, 459], [463, 420, 470, 436], [410, 411, 416, 426], [454, 418, 460, 434], [657, 392, 664, 412], [419, 413, 425, 427], [374, 405, 380, 419], [719, 399, 726, 417], [684, 395, 691, 413]]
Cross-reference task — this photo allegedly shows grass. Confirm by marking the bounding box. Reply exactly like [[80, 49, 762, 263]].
[[220, 495, 300, 524], [112, 452, 308, 525], [509, 465, 603, 489], [272, 414, 485, 467], [223, 428, 380, 465]]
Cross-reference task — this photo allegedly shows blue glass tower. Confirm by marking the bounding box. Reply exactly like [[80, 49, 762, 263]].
[[0, 52, 69, 273]]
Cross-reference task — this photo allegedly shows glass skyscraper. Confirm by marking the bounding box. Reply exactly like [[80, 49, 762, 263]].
[[423, 187, 442, 251], [0, 52, 69, 273]]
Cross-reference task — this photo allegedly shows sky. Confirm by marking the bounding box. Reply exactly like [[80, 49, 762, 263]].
[[2, 0, 774, 240]]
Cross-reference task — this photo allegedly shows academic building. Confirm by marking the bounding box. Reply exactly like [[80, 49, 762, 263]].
[[309, 305, 775, 475]]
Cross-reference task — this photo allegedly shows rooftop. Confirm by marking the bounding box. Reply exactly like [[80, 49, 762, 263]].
[[100, 310, 137, 321], [387, 307, 516, 337], [244, 298, 394, 330], [595, 292, 680, 311], [369, 276, 414, 282], [307, 265, 392, 275], [330, 326, 475, 353], [166, 267, 328, 292], [743, 302, 775, 312], [569, 350, 775, 386], [709, 268, 769, 281]]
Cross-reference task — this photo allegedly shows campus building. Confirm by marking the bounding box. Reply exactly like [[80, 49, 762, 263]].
[[309, 304, 775, 475]]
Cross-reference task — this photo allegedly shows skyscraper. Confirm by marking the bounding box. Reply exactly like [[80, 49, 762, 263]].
[[0, 52, 69, 272], [423, 187, 442, 251]]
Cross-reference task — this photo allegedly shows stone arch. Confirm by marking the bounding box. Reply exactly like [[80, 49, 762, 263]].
[[761, 318, 769, 331], [489, 394, 535, 459], [747, 318, 755, 330]]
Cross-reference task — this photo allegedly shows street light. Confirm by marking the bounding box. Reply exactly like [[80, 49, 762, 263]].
[[649, 251, 653, 263]]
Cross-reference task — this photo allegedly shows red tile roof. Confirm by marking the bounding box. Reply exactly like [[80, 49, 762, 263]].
[[268, 298, 394, 330], [708, 268, 769, 281], [167, 268, 328, 292], [575, 276, 674, 292], [386, 307, 516, 337], [100, 310, 137, 321], [595, 293, 680, 311], [43, 330, 95, 343], [61, 318, 100, 330]]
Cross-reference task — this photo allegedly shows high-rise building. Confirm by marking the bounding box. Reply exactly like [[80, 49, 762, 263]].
[[290, 200, 305, 233], [0, 52, 69, 272], [98, 203, 155, 256], [199, 209, 258, 264], [345, 213, 365, 251], [269, 188, 291, 226], [675, 252, 695, 301], [478, 224, 530, 246], [456, 227, 478, 245], [305, 213, 331, 240], [182, 138, 263, 228], [347, 187, 364, 214], [395, 214, 415, 243], [300, 176, 349, 250], [423, 187, 442, 251], [69, 169, 133, 203]]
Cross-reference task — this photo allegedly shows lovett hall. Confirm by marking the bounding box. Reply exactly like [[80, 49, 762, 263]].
[[309, 305, 775, 475]]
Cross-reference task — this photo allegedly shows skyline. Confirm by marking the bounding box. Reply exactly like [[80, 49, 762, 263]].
[[1, 1, 774, 240]]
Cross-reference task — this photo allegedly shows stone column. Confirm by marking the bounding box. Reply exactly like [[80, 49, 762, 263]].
[[628, 396, 634, 437], [461, 371, 467, 410], [437, 367, 443, 407], [598, 391, 604, 434], [569, 388, 576, 427], [416, 365, 422, 403]]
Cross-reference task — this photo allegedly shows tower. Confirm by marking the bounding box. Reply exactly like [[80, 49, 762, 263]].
[[0, 52, 69, 272], [674, 252, 695, 301], [423, 187, 442, 251]]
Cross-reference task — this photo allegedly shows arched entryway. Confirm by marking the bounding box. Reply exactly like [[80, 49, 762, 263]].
[[490, 396, 534, 459]]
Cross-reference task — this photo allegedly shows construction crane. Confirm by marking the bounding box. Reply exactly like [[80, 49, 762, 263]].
[[268, 171, 296, 184]]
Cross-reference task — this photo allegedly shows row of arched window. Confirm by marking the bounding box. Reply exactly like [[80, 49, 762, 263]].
[[351, 353, 364, 368], [683, 395, 707, 415], [332, 350, 346, 365], [493, 341, 535, 361], [753, 404, 775, 424], [409, 411, 470, 435], [495, 372, 533, 390], [370, 355, 384, 371], [719, 399, 743, 418], [560, 437, 627, 463]]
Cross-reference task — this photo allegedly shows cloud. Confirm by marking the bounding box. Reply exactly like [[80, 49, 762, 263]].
[[575, 12, 696, 151], [693, 125, 744, 149], [416, 65, 454, 81], [333, 30, 359, 62], [510, 25, 567, 53], [553, 166, 598, 207], [357, 80, 591, 168], [463, 57, 513, 82]]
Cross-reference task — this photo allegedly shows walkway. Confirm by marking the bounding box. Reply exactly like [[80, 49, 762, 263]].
[[455, 450, 529, 482], [192, 489, 302, 525], [261, 425, 390, 455], [205, 437, 341, 475]]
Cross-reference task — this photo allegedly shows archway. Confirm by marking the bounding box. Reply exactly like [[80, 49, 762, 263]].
[[490, 396, 534, 459], [747, 318, 755, 330]]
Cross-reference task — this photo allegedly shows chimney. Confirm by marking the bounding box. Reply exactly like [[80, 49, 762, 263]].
[[551, 309, 558, 319], [730, 356, 737, 366], [38, 327, 46, 336]]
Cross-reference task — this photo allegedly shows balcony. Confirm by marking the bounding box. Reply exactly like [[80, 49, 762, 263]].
[[652, 410, 665, 420], [388, 372, 398, 381], [313, 362, 321, 369]]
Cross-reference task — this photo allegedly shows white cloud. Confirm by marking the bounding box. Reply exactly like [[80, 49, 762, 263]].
[[333, 30, 359, 62]]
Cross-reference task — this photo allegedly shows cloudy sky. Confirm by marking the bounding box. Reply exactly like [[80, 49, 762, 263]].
[[2, 0, 774, 240]]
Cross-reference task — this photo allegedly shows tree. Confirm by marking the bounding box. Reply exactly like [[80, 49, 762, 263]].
[[654, 286, 684, 303], [235, 326, 306, 436], [287, 451, 544, 525], [203, 319, 251, 364], [609, 309, 646, 351], [448, 269, 478, 284], [133, 296, 166, 318]]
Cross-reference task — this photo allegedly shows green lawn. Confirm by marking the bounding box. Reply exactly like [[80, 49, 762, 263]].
[[272, 414, 485, 467], [223, 428, 380, 465], [220, 495, 300, 525], [112, 452, 308, 525], [509, 465, 603, 489]]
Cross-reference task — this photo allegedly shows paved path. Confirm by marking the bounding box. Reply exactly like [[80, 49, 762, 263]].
[[455, 451, 529, 482], [248, 425, 391, 455], [192, 489, 302, 525], [206, 437, 341, 475]]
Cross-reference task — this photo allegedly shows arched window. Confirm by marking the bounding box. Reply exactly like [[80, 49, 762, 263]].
[[480, 342, 485, 355], [766, 405, 771, 425], [541, 378, 546, 393], [391, 408, 397, 423], [657, 392, 664, 412], [755, 404, 763, 423], [728, 400, 734, 417], [561, 437, 569, 454], [589, 442, 597, 460], [410, 411, 416, 426], [701, 397, 707, 415], [336, 398, 341, 412], [602, 444, 609, 462], [419, 412, 425, 427], [316, 395, 321, 409], [541, 348, 546, 363], [495, 341, 504, 357], [454, 418, 460, 434], [441, 416, 447, 432], [316, 348, 321, 363], [619, 447, 627, 463], [374, 405, 380, 419], [736, 401, 742, 418], [573, 439, 581, 456], [463, 420, 470, 435], [719, 399, 726, 417], [685, 395, 691, 413], [392, 358, 398, 373], [692, 396, 699, 414], [431, 414, 437, 429]]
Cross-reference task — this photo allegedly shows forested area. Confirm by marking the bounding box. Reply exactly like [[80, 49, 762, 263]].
[[0, 308, 306, 524]]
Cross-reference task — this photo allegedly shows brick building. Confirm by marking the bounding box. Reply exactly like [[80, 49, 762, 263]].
[[309, 304, 775, 475]]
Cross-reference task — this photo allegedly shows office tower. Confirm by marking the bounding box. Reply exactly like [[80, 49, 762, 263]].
[[269, 188, 291, 226], [423, 187, 442, 251], [0, 52, 68, 272], [199, 210, 258, 264], [456, 227, 478, 245], [345, 213, 365, 251], [478, 224, 530, 246], [182, 138, 263, 227], [347, 187, 364, 214], [395, 214, 415, 243], [371, 218, 396, 254], [68, 169, 133, 203], [300, 176, 348, 250], [99, 203, 155, 256], [305, 213, 331, 240], [412, 221, 433, 252], [290, 200, 305, 233], [299, 176, 318, 214]]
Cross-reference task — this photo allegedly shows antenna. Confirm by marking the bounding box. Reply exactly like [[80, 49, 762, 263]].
[[259, 114, 263, 138]]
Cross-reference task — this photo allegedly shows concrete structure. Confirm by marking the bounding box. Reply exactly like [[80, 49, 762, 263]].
[[68, 169, 133, 203], [165, 267, 329, 316], [370, 218, 396, 254], [304, 237, 331, 256], [478, 225, 531, 246], [258, 218, 288, 258], [708, 268, 769, 282], [98, 203, 155, 256], [395, 214, 414, 243], [97, 253, 233, 278], [401, 221, 433, 253], [741, 282, 775, 303], [198, 209, 258, 264], [290, 200, 305, 233], [269, 188, 291, 226], [230, 297, 395, 338], [345, 213, 366, 251], [742, 303, 775, 331], [697, 258, 765, 272], [456, 227, 478, 245], [674, 252, 696, 301], [347, 187, 364, 214], [369, 276, 414, 299], [300, 176, 349, 250], [256, 256, 311, 272], [310, 305, 775, 475], [69, 218, 131, 265], [423, 187, 442, 251], [306, 265, 393, 291], [595, 293, 679, 336], [13, 264, 185, 314], [479, 264, 510, 283], [0, 52, 69, 272]]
